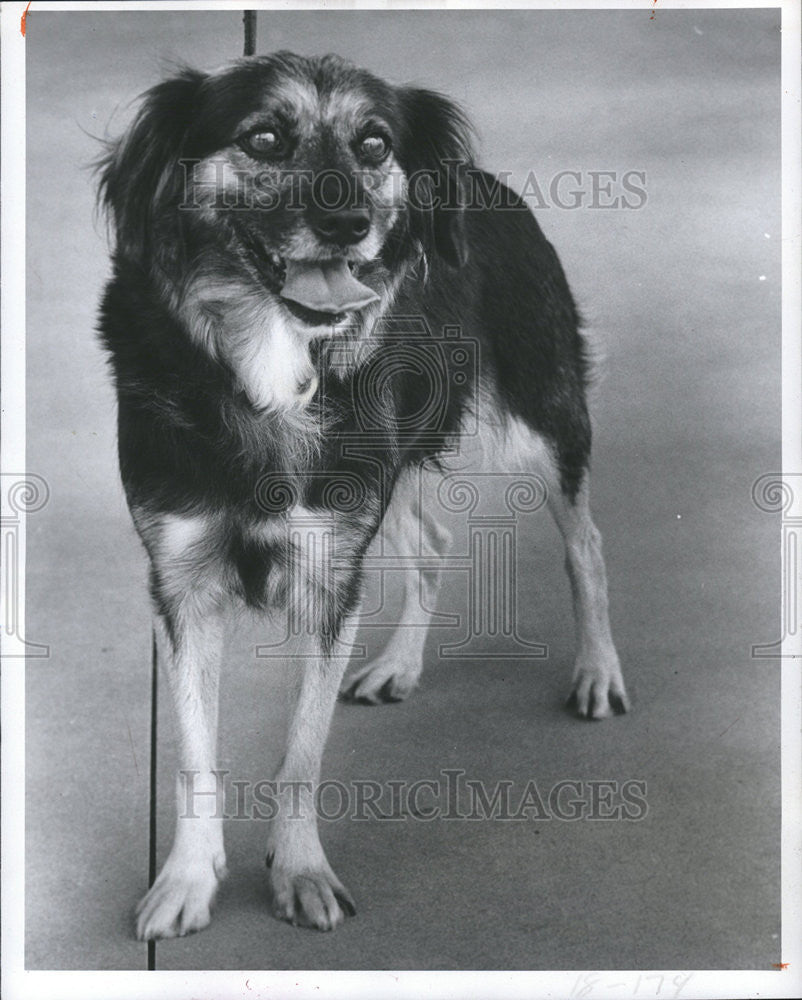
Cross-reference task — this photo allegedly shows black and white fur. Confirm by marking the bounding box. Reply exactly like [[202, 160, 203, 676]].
[[97, 52, 628, 939]]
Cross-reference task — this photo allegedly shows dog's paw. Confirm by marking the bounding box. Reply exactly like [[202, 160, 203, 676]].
[[339, 655, 421, 704], [567, 657, 629, 720], [135, 855, 226, 940], [267, 859, 356, 931]]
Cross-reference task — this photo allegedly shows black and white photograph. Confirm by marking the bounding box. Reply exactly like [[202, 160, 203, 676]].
[[1, 1, 800, 997]]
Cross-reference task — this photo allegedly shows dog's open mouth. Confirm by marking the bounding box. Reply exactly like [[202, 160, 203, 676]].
[[257, 247, 380, 325]]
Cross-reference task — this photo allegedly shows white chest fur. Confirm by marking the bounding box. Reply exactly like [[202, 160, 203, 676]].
[[179, 271, 329, 412]]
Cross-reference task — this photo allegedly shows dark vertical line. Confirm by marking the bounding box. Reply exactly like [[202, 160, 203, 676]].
[[147, 626, 158, 971], [243, 11, 257, 56]]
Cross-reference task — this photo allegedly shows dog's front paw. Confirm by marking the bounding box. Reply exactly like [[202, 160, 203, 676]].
[[340, 654, 421, 704], [267, 858, 356, 931], [568, 654, 629, 720], [135, 854, 226, 940]]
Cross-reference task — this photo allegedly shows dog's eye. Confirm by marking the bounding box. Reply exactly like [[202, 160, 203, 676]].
[[359, 134, 390, 163], [241, 129, 284, 159]]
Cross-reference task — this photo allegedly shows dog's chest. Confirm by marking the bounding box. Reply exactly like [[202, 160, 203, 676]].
[[168, 503, 373, 612]]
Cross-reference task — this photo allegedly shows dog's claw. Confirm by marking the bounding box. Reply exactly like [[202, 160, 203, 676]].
[[135, 857, 225, 940], [379, 677, 406, 703], [567, 663, 629, 720], [269, 867, 356, 931], [339, 655, 420, 704], [608, 691, 629, 715], [335, 885, 357, 917]]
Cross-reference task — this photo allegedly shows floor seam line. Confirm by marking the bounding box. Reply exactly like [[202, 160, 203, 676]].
[[147, 625, 158, 971]]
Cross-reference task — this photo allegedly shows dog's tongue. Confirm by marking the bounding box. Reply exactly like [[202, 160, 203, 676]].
[[280, 258, 379, 314]]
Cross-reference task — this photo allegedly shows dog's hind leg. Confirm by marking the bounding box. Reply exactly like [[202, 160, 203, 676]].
[[340, 471, 451, 704], [548, 471, 629, 718], [493, 415, 628, 719], [133, 512, 228, 941]]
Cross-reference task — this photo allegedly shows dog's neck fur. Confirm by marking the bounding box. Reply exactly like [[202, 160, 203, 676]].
[[178, 269, 318, 411], [174, 257, 408, 416]]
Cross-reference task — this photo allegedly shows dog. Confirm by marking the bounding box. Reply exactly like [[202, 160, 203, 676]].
[[97, 52, 629, 939]]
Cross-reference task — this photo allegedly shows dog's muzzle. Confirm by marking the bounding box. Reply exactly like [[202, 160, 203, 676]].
[[235, 221, 380, 320]]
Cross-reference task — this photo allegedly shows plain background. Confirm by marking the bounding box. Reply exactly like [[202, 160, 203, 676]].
[[25, 7, 781, 971]]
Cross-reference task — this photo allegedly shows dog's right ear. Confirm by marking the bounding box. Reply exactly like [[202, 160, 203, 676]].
[[398, 87, 475, 268], [97, 69, 206, 263]]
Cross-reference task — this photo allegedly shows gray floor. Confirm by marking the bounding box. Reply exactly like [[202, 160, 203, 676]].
[[25, 8, 781, 971]]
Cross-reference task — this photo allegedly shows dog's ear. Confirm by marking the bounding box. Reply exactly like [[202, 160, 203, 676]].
[[98, 69, 206, 263], [398, 87, 474, 268]]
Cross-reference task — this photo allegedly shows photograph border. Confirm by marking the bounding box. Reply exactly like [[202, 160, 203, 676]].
[[2, 1, 800, 997]]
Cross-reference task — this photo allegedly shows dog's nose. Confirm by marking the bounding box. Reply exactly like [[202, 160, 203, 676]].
[[310, 208, 371, 246]]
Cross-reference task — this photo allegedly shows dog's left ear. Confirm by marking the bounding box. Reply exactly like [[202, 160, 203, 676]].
[[398, 87, 474, 268]]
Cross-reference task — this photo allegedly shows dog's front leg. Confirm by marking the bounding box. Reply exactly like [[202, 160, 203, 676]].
[[135, 589, 228, 940], [266, 616, 358, 931]]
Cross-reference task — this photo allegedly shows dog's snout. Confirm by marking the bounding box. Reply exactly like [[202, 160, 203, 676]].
[[310, 208, 371, 246], [308, 172, 370, 246]]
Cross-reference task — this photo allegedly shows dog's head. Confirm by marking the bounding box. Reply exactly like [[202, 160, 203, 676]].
[[99, 53, 474, 328]]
